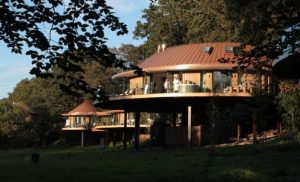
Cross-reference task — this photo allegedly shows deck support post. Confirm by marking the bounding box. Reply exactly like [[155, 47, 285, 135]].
[[123, 111, 128, 150], [81, 131, 84, 147], [277, 121, 282, 135], [172, 112, 176, 127], [188, 106, 192, 147], [252, 113, 257, 144], [134, 111, 140, 151], [237, 123, 241, 142]]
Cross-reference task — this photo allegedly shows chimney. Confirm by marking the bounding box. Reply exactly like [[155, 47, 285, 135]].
[[162, 43, 166, 51]]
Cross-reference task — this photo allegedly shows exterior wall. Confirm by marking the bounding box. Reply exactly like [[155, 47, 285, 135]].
[[182, 73, 201, 85], [165, 125, 203, 146], [67, 116, 91, 128], [129, 77, 143, 91]]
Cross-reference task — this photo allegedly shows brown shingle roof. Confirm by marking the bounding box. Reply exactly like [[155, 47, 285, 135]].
[[112, 42, 253, 79], [62, 101, 98, 116]]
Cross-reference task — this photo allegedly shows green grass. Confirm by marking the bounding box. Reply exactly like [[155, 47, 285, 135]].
[[1, 139, 300, 182]]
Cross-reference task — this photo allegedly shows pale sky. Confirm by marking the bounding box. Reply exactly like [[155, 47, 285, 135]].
[[0, 0, 148, 99]]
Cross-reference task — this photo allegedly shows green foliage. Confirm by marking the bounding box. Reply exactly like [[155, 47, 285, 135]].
[[2, 78, 80, 148], [222, 0, 300, 70], [0, 99, 34, 148], [134, 0, 299, 70], [51, 57, 118, 100], [206, 97, 233, 144], [0, 0, 127, 96], [110, 44, 145, 67], [134, 0, 242, 58], [277, 88, 300, 137]]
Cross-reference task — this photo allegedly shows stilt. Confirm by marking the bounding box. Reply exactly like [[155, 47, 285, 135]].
[[252, 114, 257, 144], [81, 131, 85, 147], [172, 112, 176, 127], [237, 123, 241, 142], [188, 106, 192, 147], [134, 111, 140, 151], [279, 122, 282, 134], [123, 111, 128, 150], [277, 121, 282, 135]]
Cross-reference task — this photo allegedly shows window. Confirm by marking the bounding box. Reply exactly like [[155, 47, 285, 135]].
[[203, 46, 213, 54], [225, 46, 234, 53], [225, 46, 240, 54]]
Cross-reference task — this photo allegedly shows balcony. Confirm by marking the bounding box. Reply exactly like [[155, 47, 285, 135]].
[[111, 83, 253, 101]]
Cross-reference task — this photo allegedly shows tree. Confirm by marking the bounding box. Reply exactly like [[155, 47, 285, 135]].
[[0, 99, 34, 148], [7, 77, 80, 147], [134, 0, 242, 58], [110, 44, 144, 67], [277, 83, 300, 142], [0, 0, 127, 95], [222, 0, 300, 63]]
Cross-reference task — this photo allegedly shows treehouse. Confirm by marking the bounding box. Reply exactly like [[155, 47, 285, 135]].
[[62, 101, 150, 146], [98, 42, 274, 149]]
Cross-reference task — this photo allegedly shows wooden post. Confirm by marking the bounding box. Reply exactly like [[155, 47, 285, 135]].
[[188, 106, 192, 147], [123, 111, 128, 150], [277, 121, 282, 135], [237, 123, 241, 142], [172, 112, 176, 127], [134, 111, 140, 151], [81, 131, 85, 147], [252, 113, 257, 144], [279, 122, 282, 134]]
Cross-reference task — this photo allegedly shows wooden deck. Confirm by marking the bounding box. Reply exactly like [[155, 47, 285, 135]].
[[61, 127, 87, 131], [110, 92, 252, 101], [62, 125, 150, 131], [94, 124, 150, 129]]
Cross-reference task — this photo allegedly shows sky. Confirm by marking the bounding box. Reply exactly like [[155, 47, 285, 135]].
[[0, 0, 148, 99]]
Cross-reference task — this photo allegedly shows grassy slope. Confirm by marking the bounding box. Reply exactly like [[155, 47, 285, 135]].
[[0, 140, 300, 182]]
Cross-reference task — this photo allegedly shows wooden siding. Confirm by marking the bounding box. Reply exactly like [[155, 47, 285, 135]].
[[129, 77, 143, 91], [182, 73, 200, 85], [165, 125, 203, 146]]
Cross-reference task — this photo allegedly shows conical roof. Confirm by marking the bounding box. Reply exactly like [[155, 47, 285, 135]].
[[62, 101, 98, 116]]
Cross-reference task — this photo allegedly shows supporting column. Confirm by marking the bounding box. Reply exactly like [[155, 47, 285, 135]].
[[277, 121, 282, 135], [134, 111, 140, 151], [81, 131, 85, 147], [123, 111, 128, 150], [188, 106, 192, 147], [172, 112, 177, 127], [237, 123, 241, 142], [252, 113, 257, 144]]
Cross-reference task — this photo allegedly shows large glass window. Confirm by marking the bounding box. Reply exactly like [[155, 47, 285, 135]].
[[213, 71, 222, 92], [213, 71, 231, 93], [75, 117, 81, 127], [222, 71, 231, 91]]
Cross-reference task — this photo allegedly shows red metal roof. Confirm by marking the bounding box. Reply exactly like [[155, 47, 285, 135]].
[[62, 101, 98, 116], [112, 42, 253, 79], [138, 42, 241, 68]]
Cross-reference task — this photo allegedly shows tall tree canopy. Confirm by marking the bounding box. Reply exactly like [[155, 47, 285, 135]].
[[0, 0, 127, 95], [134, 0, 300, 64], [223, 0, 300, 60], [134, 0, 242, 57]]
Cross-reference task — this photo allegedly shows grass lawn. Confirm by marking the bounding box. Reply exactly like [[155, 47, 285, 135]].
[[0, 139, 300, 182]]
